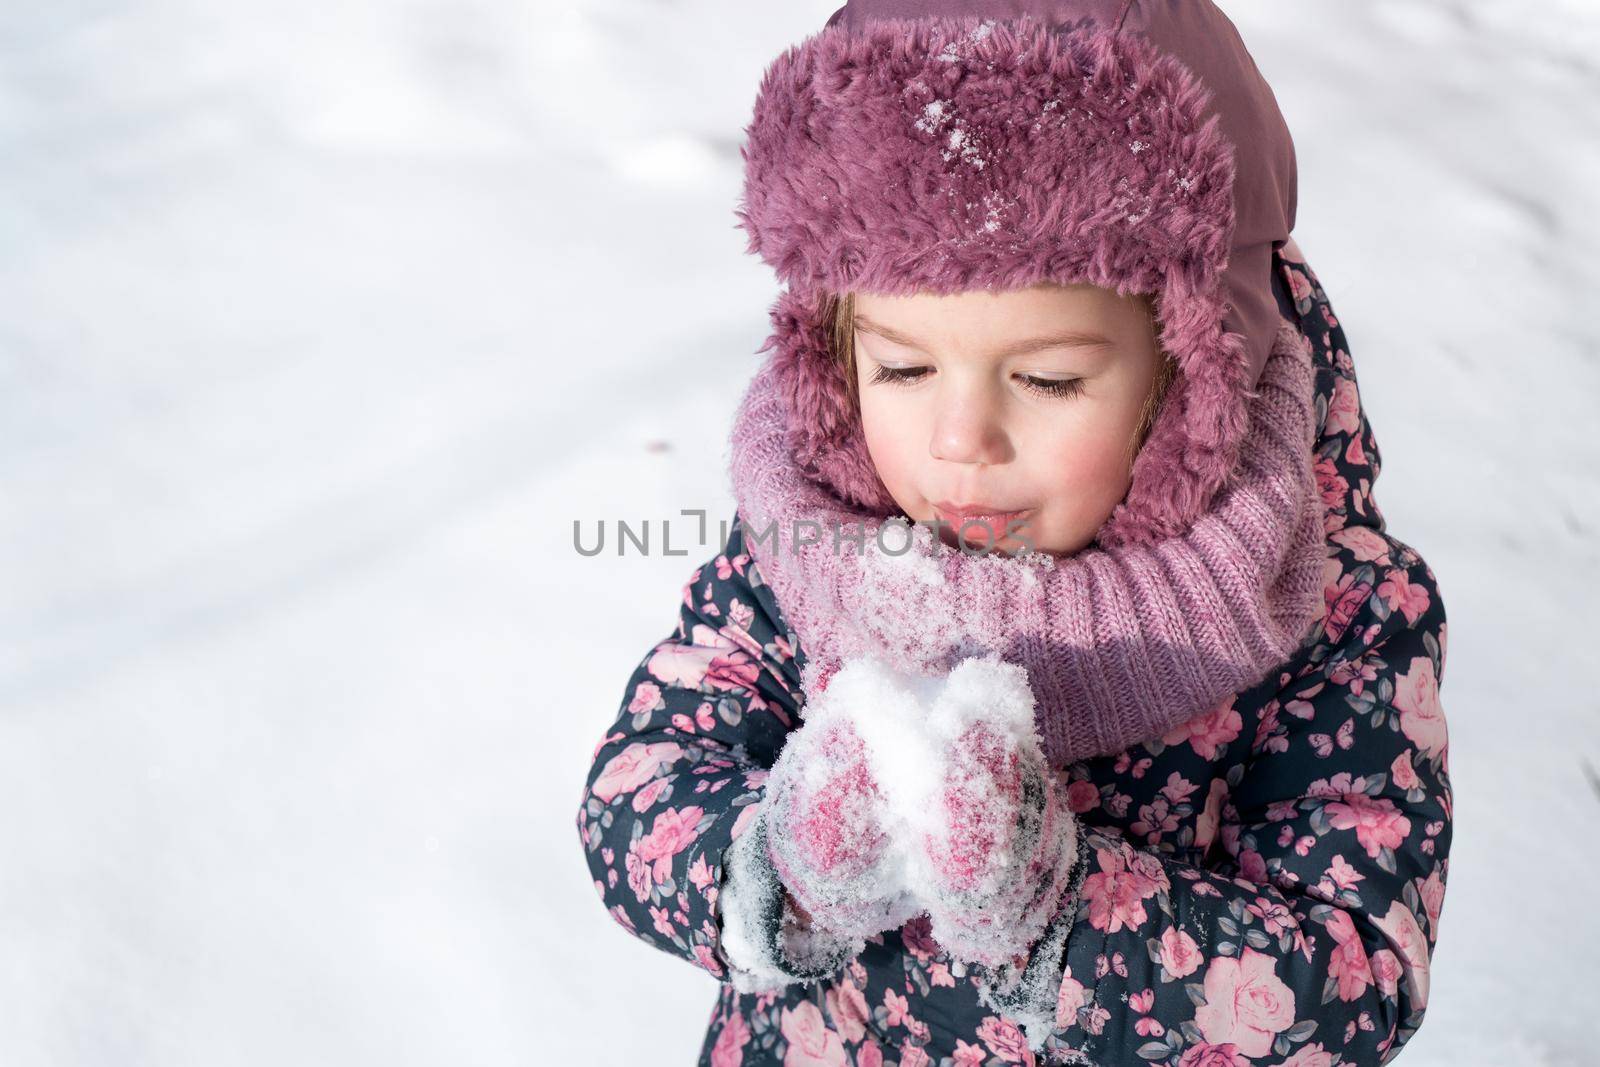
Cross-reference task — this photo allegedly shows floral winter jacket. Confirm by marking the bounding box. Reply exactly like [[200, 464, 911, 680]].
[[574, 247, 1452, 1067]]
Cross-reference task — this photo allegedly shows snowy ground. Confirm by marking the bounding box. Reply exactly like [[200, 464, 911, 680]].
[[2, 1, 1596, 1063]]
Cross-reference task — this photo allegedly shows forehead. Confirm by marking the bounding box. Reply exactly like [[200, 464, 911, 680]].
[[852, 283, 1146, 356]]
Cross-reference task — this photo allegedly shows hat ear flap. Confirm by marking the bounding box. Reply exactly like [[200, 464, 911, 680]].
[[761, 289, 897, 514], [1095, 275, 1254, 548]]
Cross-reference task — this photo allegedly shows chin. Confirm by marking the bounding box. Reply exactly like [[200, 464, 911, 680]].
[[1023, 516, 1102, 558]]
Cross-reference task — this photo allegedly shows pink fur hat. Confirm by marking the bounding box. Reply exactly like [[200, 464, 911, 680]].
[[735, 0, 1299, 547]]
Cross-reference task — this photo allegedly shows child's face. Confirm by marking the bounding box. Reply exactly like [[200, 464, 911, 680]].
[[852, 282, 1164, 557]]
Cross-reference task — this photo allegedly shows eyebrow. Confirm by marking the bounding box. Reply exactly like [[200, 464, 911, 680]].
[[853, 316, 1115, 357]]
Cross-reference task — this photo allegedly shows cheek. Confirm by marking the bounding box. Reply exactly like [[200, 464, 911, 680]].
[[1024, 404, 1139, 513], [858, 394, 924, 501], [1018, 412, 1139, 554], [1035, 423, 1130, 490]]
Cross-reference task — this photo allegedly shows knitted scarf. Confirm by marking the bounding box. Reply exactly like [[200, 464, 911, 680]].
[[727, 317, 1328, 771]]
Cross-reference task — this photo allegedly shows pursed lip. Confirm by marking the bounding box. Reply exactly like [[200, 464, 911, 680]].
[[930, 500, 1033, 530]]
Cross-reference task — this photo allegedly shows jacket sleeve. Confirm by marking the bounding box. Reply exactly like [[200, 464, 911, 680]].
[[573, 513, 803, 980], [1043, 543, 1451, 1066]]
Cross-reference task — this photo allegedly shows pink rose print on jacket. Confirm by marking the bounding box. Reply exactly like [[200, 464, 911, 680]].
[[1279, 1044, 1337, 1067], [1372, 898, 1432, 1011], [1324, 793, 1412, 860], [645, 635, 717, 688], [627, 680, 662, 715], [1194, 947, 1296, 1058], [1065, 778, 1101, 814], [1160, 926, 1203, 979], [1391, 749, 1420, 790], [1194, 778, 1229, 855], [1419, 869, 1447, 939], [1394, 655, 1448, 759], [1324, 376, 1361, 437], [1377, 567, 1431, 625], [627, 805, 705, 902], [779, 1001, 848, 1067], [1321, 562, 1373, 645], [1313, 455, 1349, 517], [976, 1015, 1034, 1063], [646, 624, 760, 694], [1369, 946, 1402, 999], [1287, 265, 1313, 305], [591, 741, 682, 803], [631, 776, 670, 813], [710, 1009, 751, 1067], [693, 943, 726, 980], [1082, 843, 1165, 934], [1056, 970, 1090, 1030], [1323, 908, 1374, 1003], [1330, 524, 1390, 563], [1176, 1043, 1252, 1067], [1162, 698, 1242, 760], [823, 980, 870, 1044]]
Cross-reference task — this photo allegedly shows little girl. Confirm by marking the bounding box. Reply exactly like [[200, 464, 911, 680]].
[[576, 3, 1452, 1064]]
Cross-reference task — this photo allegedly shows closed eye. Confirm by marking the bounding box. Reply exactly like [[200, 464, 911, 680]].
[[867, 364, 931, 387], [867, 364, 1086, 400], [1019, 375, 1086, 399]]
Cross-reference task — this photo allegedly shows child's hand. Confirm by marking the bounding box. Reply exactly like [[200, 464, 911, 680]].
[[723, 653, 1082, 988], [761, 711, 921, 942], [719, 799, 862, 991], [794, 653, 1081, 971], [913, 713, 1080, 970], [719, 664, 926, 991]]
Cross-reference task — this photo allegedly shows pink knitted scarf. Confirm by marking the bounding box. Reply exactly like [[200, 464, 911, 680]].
[[727, 317, 1328, 771]]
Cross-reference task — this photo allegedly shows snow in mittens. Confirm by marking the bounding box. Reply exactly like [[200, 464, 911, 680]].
[[721, 654, 1089, 1048], [797, 654, 1055, 954]]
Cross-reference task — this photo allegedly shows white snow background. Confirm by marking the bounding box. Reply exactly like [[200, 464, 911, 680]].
[[2, 0, 1596, 1063]]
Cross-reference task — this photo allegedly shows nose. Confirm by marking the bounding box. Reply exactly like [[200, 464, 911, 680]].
[[929, 388, 1011, 467]]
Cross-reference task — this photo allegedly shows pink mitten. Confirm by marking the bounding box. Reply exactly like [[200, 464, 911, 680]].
[[918, 715, 1080, 970], [762, 712, 919, 941]]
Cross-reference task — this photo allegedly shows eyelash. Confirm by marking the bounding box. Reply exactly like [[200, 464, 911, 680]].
[[867, 364, 1087, 399]]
